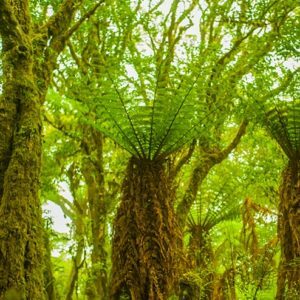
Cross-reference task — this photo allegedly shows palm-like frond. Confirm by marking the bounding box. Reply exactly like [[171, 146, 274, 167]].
[[187, 181, 241, 233], [87, 67, 211, 160], [265, 100, 300, 160]]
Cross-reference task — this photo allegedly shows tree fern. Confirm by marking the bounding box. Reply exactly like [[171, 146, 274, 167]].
[[266, 99, 300, 160], [256, 83, 300, 297], [187, 179, 241, 233], [86, 66, 208, 161]]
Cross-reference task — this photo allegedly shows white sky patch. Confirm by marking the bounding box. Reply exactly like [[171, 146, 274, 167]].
[[59, 181, 73, 201], [159, 0, 172, 16], [228, 152, 235, 161], [221, 34, 233, 52], [186, 9, 201, 39], [46, 6, 54, 17], [283, 58, 300, 71], [275, 66, 283, 77], [243, 73, 255, 83], [43, 181, 73, 234], [43, 201, 71, 234], [125, 64, 139, 80], [278, 95, 294, 102]]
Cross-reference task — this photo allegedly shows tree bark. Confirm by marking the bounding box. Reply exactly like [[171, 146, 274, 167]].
[[82, 129, 108, 300], [0, 69, 44, 299], [110, 158, 182, 300], [0, 1, 100, 297], [0, 2, 44, 297], [179, 226, 215, 300], [176, 157, 215, 227], [276, 160, 300, 299], [65, 219, 85, 300], [43, 229, 57, 300]]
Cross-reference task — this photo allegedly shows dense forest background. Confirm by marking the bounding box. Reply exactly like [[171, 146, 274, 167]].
[[0, 0, 299, 299]]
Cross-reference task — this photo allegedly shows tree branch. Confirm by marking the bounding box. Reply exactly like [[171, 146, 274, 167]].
[[44, 0, 83, 37], [218, 119, 248, 161], [261, 68, 300, 102], [44, 114, 80, 141], [176, 120, 248, 227], [50, 195, 75, 220], [0, 0, 29, 44], [170, 140, 196, 179], [67, 41, 87, 74], [65, 0, 104, 40]]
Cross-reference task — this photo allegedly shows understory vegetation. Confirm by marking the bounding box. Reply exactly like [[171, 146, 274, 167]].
[[0, 0, 299, 299]]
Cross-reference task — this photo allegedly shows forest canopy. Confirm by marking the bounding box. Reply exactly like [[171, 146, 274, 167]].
[[0, 0, 299, 299]]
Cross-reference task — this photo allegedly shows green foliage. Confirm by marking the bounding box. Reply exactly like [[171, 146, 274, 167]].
[[87, 67, 205, 159], [266, 100, 300, 160], [1, 0, 298, 298]]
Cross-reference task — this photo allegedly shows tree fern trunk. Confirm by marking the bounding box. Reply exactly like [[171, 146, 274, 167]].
[[276, 160, 300, 299], [110, 157, 181, 300], [180, 228, 214, 300]]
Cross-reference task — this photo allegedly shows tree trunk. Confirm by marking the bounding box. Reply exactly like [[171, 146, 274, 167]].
[[276, 160, 300, 299], [43, 228, 57, 300], [179, 227, 214, 299], [213, 268, 236, 300], [0, 0, 94, 297], [65, 218, 85, 300], [0, 3, 45, 296], [0, 89, 44, 299], [176, 121, 248, 228], [110, 157, 181, 300], [82, 129, 108, 300], [176, 158, 214, 228]]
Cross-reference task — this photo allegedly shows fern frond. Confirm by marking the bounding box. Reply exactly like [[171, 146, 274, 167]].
[[188, 179, 241, 233], [86, 64, 212, 160], [266, 99, 300, 160]]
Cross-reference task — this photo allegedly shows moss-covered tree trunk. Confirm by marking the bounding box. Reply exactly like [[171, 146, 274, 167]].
[[276, 160, 300, 299], [82, 130, 108, 300], [110, 158, 181, 300], [0, 0, 95, 297], [65, 218, 85, 300], [43, 228, 57, 300], [0, 2, 45, 298], [0, 68, 44, 298]]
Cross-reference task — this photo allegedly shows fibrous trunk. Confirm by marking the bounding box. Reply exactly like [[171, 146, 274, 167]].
[[179, 227, 214, 299], [110, 157, 181, 300], [276, 160, 300, 299]]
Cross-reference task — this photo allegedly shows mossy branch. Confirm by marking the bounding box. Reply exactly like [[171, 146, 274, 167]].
[[218, 119, 248, 162], [0, 0, 29, 44], [176, 120, 248, 227], [170, 140, 196, 179], [43, 0, 83, 37], [64, 1, 105, 42]]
